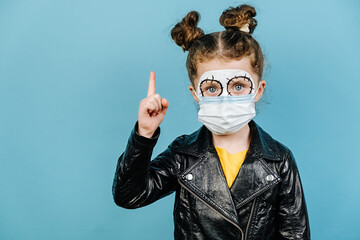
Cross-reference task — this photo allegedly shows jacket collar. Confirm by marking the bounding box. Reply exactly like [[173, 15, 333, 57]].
[[176, 120, 282, 228], [176, 120, 282, 162]]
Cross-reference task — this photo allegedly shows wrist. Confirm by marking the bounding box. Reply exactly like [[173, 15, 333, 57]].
[[137, 125, 156, 139], [131, 122, 160, 150]]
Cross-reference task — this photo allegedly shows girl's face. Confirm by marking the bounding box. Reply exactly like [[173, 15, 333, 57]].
[[189, 57, 266, 103]]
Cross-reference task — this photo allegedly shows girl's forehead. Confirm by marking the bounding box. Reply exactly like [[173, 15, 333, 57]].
[[199, 69, 253, 80]]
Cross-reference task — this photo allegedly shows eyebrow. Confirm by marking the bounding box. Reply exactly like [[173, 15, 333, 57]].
[[201, 75, 216, 81], [226, 73, 251, 81]]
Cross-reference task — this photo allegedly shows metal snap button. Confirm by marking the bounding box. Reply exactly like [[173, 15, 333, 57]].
[[185, 173, 193, 181], [266, 175, 275, 182]]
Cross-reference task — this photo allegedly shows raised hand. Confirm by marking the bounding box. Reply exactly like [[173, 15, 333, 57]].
[[137, 71, 169, 138]]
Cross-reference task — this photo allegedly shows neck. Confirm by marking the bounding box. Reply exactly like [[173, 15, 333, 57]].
[[212, 124, 251, 154]]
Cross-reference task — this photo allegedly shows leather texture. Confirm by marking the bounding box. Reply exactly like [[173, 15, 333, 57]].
[[112, 120, 311, 240]]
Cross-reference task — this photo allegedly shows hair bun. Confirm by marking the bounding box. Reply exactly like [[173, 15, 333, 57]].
[[219, 5, 257, 34], [171, 11, 205, 51]]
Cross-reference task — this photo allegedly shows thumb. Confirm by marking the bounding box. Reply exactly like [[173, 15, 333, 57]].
[[161, 98, 169, 115]]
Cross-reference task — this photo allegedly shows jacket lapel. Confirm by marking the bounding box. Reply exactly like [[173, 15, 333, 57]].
[[176, 120, 283, 227], [229, 155, 280, 208], [229, 120, 282, 208], [178, 144, 240, 226]]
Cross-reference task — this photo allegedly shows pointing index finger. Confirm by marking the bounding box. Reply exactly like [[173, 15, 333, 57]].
[[147, 71, 156, 97]]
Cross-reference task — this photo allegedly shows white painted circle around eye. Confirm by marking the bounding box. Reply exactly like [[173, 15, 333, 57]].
[[197, 69, 255, 96]]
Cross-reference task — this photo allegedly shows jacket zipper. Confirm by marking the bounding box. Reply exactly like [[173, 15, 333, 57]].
[[244, 197, 257, 240], [178, 178, 244, 240]]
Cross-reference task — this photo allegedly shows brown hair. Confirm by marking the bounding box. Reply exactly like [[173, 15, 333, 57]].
[[171, 4, 264, 87]]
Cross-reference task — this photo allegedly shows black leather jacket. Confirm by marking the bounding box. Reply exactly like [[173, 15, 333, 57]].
[[113, 120, 310, 240]]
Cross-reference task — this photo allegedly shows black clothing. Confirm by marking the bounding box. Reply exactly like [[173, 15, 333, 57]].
[[112, 120, 310, 239]]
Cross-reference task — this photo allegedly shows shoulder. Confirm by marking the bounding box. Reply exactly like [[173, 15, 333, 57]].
[[250, 120, 293, 162], [166, 125, 212, 157], [254, 122, 299, 174], [167, 126, 204, 150]]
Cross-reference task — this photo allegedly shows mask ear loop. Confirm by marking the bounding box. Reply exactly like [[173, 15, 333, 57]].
[[252, 81, 262, 100], [195, 84, 202, 99]]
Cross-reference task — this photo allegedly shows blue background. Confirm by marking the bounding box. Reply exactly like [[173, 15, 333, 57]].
[[1, 0, 359, 239]]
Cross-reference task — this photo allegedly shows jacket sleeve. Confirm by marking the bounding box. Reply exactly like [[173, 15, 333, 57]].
[[275, 150, 311, 240], [112, 122, 178, 209]]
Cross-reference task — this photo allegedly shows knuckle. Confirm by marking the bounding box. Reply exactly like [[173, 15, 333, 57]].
[[152, 98, 159, 105], [148, 99, 155, 105], [145, 101, 153, 109]]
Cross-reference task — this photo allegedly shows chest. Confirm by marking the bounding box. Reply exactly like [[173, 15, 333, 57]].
[[172, 150, 281, 239]]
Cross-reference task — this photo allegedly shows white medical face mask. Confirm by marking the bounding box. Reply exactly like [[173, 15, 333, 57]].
[[196, 69, 260, 135]]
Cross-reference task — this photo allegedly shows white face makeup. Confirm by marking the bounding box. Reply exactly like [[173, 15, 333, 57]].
[[196, 69, 256, 97]]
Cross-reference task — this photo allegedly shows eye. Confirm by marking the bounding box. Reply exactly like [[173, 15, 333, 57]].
[[233, 85, 243, 91], [207, 87, 217, 93], [199, 78, 223, 97], [227, 76, 253, 96]]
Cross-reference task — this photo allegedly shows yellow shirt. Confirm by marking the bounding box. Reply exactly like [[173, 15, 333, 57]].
[[215, 146, 248, 188]]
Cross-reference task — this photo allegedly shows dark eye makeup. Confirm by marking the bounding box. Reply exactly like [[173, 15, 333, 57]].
[[226, 74, 254, 95], [199, 75, 223, 97], [199, 74, 255, 96]]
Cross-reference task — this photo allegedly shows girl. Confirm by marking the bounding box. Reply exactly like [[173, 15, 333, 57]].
[[112, 4, 310, 240]]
